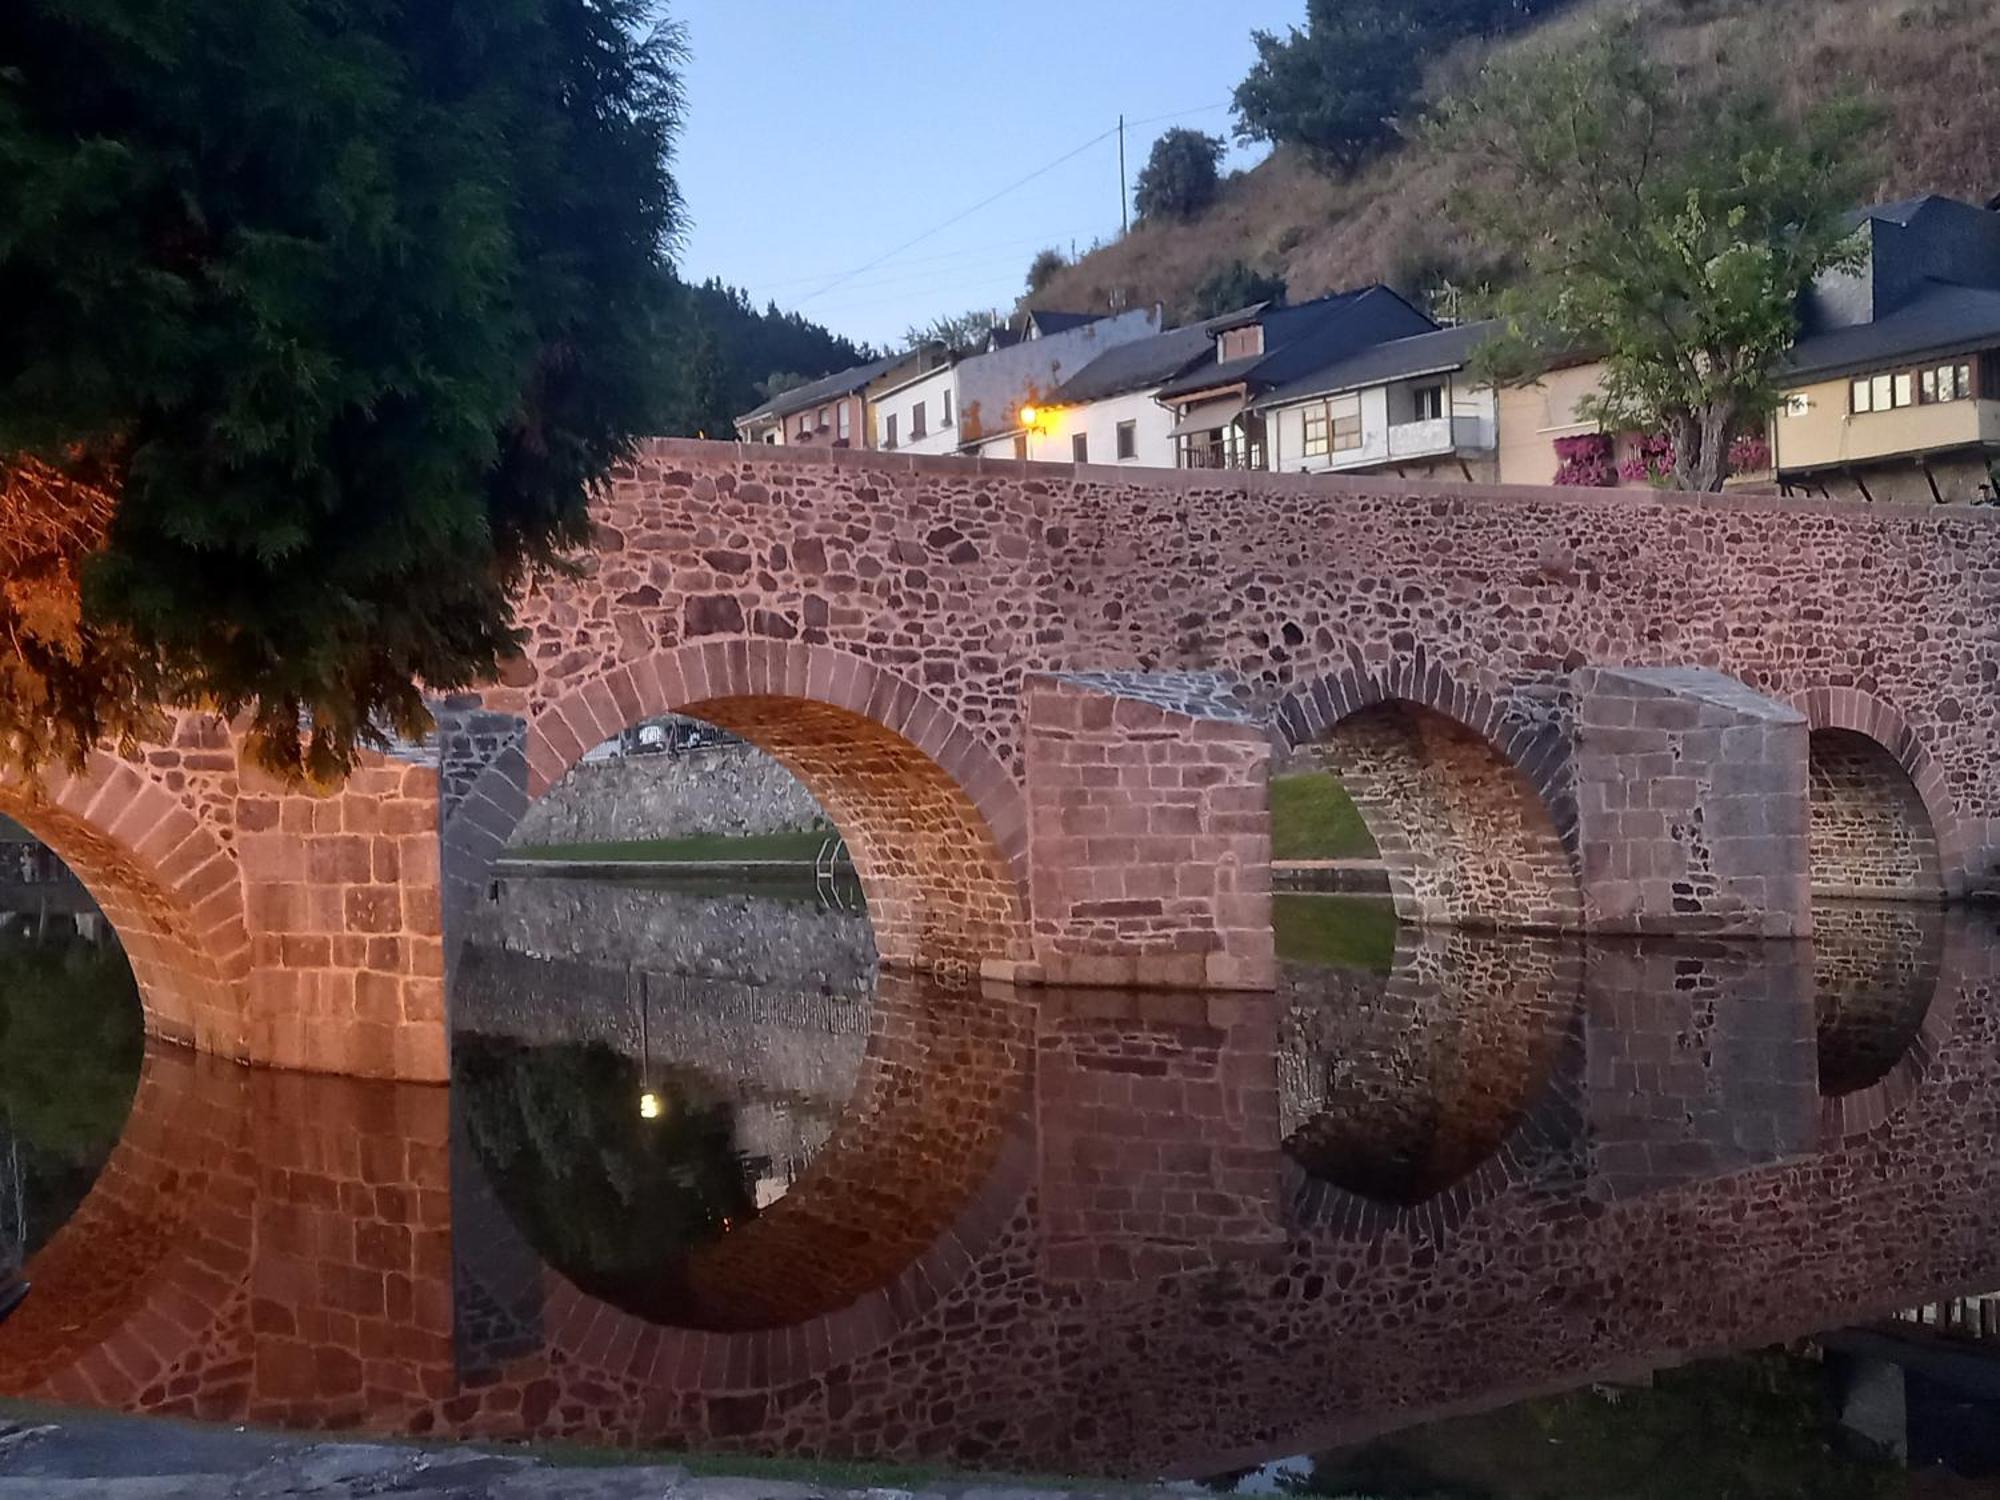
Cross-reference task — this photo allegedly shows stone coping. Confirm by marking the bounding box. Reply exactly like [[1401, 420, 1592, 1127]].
[[642, 436, 2000, 523]]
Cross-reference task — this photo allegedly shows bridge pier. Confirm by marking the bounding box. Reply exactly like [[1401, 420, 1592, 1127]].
[[1571, 666, 1813, 938], [1020, 672, 1275, 990]]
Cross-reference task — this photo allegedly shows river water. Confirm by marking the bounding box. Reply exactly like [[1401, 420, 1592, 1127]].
[[3, 877, 1999, 1490]]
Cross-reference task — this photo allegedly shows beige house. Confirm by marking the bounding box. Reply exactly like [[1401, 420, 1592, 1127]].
[[1494, 358, 1614, 486]]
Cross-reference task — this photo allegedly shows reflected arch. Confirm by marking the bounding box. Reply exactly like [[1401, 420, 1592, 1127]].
[[0, 748, 250, 1058], [447, 642, 1034, 979], [1796, 688, 1959, 901], [1279, 927, 1584, 1238], [0, 1046, 251, 1409], [1276, 664, 1582, 932]]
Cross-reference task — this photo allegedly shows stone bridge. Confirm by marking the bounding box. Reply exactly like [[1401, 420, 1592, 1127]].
[[4, 439, 1997, 1078]]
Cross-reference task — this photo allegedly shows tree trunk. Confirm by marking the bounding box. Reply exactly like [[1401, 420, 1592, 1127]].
[[1670, 403, 1735, 492]]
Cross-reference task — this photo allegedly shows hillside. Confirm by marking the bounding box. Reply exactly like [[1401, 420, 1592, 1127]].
[[1031, 0, 2000, 321]]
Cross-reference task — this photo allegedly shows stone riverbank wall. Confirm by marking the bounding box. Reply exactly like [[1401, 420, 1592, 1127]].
[[511, 741, 829, 848]]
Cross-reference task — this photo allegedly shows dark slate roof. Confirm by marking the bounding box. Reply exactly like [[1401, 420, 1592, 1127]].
[[1027, 309, 1100, 336], [1783, 280, 2000, 380], [1252, 320, 1502, 411], [1155, 286, 1437, 400], [1047, 320, 1229, 405], [735, 353, 902, 426]]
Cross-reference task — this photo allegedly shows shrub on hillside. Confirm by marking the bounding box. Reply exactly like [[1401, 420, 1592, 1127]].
[[1134, 129, 1225, 224]]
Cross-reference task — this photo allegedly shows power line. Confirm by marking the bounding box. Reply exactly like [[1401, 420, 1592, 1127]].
[[738, 226, 1107, 297], [793, 101, 1235, 309]]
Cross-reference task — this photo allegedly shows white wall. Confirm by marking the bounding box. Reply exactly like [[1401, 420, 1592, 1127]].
[[879, 364, 958, 455], [1267, 379, 1496, 474], [1044, 388, 1179, 468], [955, 308, 1160, 446]]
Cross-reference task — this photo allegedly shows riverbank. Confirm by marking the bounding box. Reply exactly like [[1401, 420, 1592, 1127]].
[[0, 1401, 1163, 1500]]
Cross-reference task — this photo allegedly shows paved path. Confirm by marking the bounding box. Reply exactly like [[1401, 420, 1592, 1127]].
[[0, 1408, 1163, 1500]]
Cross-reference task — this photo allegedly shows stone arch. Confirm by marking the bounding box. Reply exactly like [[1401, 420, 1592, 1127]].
[[0, 753, 250, 1058], [1276, 664, 1582, 931], [1795, 689, 1957, 900], [455, 641, 1033, 975]]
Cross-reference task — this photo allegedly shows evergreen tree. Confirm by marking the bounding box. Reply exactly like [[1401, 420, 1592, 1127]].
[[1134, 129, 1225, 224], [0, 0, 687, 781]]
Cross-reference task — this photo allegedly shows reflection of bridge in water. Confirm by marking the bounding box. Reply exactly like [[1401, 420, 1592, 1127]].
[[1, 910, 1997, 1477]]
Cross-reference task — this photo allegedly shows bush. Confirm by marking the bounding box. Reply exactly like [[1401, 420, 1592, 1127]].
[[1134, 129, 1225, 223], [1191, 261, 1289, 320], [1025, 247, 1069, 295]]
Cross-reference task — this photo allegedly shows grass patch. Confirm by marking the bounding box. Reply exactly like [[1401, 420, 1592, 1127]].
[[1271, 771, 1378, 862], [508, 832, 832, 865], [1273, 893, 1401, 973]]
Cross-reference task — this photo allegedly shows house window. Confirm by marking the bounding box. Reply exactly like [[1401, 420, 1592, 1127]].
[[1303, 407, 1330, 457], [911, 401, 927, 439], [796, 418, 811, 440], [1921, 361, 1973, 403], [1330, 394, 1361, 451], [942, 390, 954, 427], [1012, 434, 1028, 461], [1072, 433, 1089, 463], [1412, 383, 1444, 421], [1116, 420, 1137, 460], [837, 402, 851, 442], [884, 413, 898, 449]]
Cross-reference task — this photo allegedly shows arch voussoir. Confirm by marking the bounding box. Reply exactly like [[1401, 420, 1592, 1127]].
[[505, 642, 1033, 976], [1796, 688, 1959, 900]]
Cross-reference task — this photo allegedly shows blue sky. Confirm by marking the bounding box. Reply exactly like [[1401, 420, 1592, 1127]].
[[671, 2, 1306, 350]]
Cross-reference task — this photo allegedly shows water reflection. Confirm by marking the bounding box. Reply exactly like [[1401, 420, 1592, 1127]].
[[0, 917, 142, 1272], [1, 877, 1996, 1484], [1815, 902, 1945, 1098], [1280, 928, 1581, 1211]]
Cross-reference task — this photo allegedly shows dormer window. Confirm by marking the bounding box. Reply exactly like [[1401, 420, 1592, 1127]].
[[1219, 326, 1264, 362]]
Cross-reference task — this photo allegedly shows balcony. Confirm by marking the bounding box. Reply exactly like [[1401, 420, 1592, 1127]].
[[1386, 415, 1497, 461]]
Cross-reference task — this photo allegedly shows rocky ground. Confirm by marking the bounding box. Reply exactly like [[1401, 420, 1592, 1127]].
[[0, 1407, 1165, 1500]]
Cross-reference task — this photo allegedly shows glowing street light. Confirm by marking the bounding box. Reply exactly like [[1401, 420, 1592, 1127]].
[[638, 1090, 664, 1122]]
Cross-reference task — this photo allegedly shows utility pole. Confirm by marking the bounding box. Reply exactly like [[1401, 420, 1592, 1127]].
[[1118, 114, 1129, 236]]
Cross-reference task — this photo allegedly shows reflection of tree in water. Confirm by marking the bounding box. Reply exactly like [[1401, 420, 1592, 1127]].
[[0, 923, 144, 1268], [455, 1034, 763, 1325]]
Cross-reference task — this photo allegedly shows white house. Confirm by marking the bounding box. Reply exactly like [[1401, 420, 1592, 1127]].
[[972, 318, 1227, 465], [876, 307, 1162, 457], [1250, 321, 1500, 481]]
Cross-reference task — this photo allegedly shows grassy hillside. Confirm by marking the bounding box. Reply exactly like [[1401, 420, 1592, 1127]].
[[1032, 0, 2000, 322]]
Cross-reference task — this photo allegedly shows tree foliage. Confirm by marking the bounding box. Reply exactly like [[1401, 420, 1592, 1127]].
[[1233, 0, 1576, 171], [1432, 21, 1878, 491], [1025, 247, 1069, 296], [903, 308, 1000, 354], [667, 279, 871, 439], [1191, 261, 1288, 320], [1134, 129, 1225, 224], [0, 0, 689, 782]]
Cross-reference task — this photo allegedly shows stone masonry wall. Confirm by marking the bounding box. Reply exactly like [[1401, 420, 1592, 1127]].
[[511, 740, 829, 848], [1809, 729, 1944, 898], [1572, 667, 1812, 938], [1023, 673, 1273, 990], [470, 442, 2000, 951]]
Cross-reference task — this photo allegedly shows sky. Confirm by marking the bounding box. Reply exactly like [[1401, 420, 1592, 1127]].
[[670, 2, 1307, 351]]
